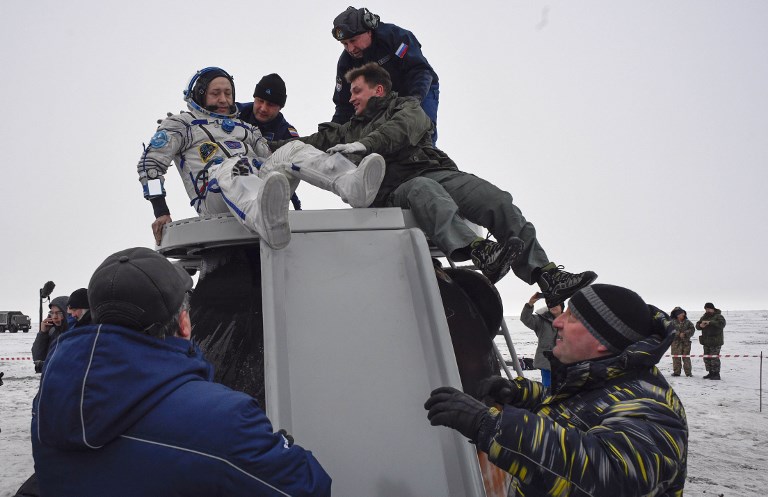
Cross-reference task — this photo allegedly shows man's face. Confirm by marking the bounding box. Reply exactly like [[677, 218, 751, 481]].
[[68, 307, 85, 320], [705, 308, 715, 315], [340, 32, 373, 58], [676, 313, 686, 322], [253, 97, 281, 124], [349, 76, 384, 115], [204, 77, 234, 114], [552, 308, 607, 364], [549, 303, 563, 318], [49, 307, 65, 326]]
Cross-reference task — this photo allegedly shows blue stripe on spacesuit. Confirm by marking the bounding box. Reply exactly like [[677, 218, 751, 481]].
[[205, 179, 247, 220]]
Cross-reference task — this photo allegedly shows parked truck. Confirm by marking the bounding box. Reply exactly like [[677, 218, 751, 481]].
[[0, 311, 32, 333]]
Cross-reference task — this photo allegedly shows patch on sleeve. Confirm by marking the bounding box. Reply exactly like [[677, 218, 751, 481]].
[[335, 76, 342, 93], [150, 130, 169, 148], [224, 140, 242, 150], [288, 127, 299, 137], [395, 43, 409, 58], [198, 142, 219, 163]]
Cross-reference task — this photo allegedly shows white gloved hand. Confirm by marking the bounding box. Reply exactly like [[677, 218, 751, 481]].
[[326, 142, 366, 155]]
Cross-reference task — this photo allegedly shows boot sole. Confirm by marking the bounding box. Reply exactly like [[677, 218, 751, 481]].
[[259, 173, 291, 250], [484, 237, 525, 284], [357, 153, 386, 208]]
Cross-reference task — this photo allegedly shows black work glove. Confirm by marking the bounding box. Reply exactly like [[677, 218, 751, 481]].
[[277, 429, 294, 447], [0, 371, 4, 387], [424, 386, 491, 442], [34, 361, 44, 374], [476, 376, 520, 406]]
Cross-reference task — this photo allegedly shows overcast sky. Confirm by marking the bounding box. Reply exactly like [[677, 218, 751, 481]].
[[2, 1, 766, 321]]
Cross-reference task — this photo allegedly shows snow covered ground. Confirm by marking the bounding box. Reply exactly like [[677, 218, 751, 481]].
[[1, 311, 766, 496]]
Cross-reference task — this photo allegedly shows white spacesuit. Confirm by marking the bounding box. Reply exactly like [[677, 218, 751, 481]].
[[138, 67, 385, 249]]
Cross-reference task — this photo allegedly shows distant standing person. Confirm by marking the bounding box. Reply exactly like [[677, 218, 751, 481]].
[[519, 292, 562, 390], [669, 306, 695, 377], [330, 6, 440, 144], [31, 296, 69, 373], [696, 302, 725, 380], [237, 73, 302, 210]]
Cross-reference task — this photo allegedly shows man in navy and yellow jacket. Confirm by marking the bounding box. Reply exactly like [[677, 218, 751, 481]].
[[426, 284, 688, 496]]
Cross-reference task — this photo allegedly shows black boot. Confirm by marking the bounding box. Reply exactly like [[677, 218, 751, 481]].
[[703, 372, 712, 379], [470, 236, 525, 284], [709, 373, 721, 380], [537, 263, 598, 307]]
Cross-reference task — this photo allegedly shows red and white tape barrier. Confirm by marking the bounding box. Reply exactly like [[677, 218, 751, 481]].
[[0, 356, 32, 361], [665, 354, 761, 358]]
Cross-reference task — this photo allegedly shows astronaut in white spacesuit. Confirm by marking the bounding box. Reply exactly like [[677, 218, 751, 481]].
[[138, 67, 385, 249]]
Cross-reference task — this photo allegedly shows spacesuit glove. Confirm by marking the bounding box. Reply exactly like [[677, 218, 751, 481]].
[[326, 142, 366, 155], [424, 386, 493, 442], [475, 376, 523, 406]]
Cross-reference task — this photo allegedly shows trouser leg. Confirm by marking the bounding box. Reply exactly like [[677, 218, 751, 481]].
[[421, 83, 439, 146], [682, 341, 692, 375], [268, 141, 385, 208], [417, 169, 550, 284], [703, 345, 721, 374], [671, 341, 682, 374], [387, 175, 478, 257], [207, 158, 291, 249]]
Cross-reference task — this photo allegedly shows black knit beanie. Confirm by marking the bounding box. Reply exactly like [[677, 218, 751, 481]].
[[254, 73, 287, 107], [704, 302, 715, 310], [568, 284, 654, 354]]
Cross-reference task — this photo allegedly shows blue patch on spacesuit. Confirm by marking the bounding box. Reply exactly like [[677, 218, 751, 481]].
[[224, 141, 243, 150], [150, 130, 169, 148], [199, 142, 218, 162]]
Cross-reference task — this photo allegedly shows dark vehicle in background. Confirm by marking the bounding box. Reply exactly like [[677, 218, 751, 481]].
[[0, 311, 32, 333]]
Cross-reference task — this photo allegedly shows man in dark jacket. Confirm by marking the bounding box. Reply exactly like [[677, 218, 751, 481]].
[[425, 284, 688, 496], [276, 62, 596, 304], [330, 6, 440, 144], [66, 287, 92, 329], [670, 306, 695, 377], [32, 247, 331, 497], [237, 73, 302, 210], [696, 302, 726, 380], [31, 296, 69, 373]]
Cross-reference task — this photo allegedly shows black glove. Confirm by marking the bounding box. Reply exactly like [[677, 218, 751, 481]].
[[424, 386, 491, 441], [0, 371, 4, 387], [476, 376, 520, 406], [277, 429, 294, 447], [34, 361, 43, 374]]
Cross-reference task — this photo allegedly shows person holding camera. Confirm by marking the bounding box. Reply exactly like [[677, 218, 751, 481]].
[[31, 295, 69, 373], [520, 292, 562, 390]]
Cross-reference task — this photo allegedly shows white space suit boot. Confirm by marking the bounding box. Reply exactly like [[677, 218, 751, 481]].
[[270, 141, 385, 208], [331, 153, 386, 208], [210, 158, 291, 249]]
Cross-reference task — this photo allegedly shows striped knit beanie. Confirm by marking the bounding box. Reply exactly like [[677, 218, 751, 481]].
[[568, 284, 653, 354]]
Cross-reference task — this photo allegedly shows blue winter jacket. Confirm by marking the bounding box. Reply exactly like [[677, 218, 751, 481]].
[[332, 22, 438, 124], [32, 324, 331, 497]]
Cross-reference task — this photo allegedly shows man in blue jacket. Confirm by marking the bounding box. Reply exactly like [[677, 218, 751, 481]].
[[238, 73, 303, 210], [32, 247, 331, 497], [330, 6, 440, 144]]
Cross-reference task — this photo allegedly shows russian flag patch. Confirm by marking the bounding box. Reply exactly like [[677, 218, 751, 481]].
[[288, 127, 299, 137], [395, 43, 409, 58]]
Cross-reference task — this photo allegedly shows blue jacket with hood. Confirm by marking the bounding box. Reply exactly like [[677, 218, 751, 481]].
[[32, 324, 331, 497]]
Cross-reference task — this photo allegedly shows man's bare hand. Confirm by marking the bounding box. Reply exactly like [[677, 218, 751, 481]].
[[152, 215, 172, 245], [528, 292, 542, 306]]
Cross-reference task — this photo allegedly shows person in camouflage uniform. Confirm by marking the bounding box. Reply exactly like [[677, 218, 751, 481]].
[[696, 302, 726, 380], [670, 306, 695, 376], [425, 284, 688, 496]]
